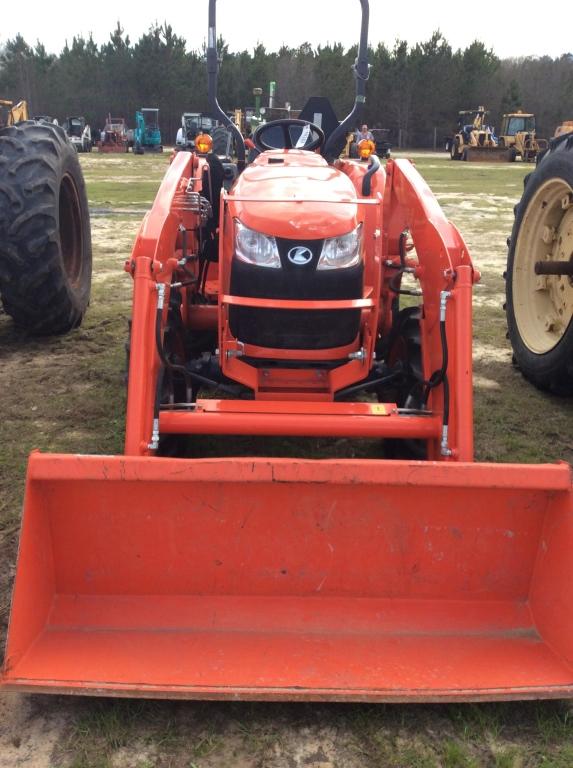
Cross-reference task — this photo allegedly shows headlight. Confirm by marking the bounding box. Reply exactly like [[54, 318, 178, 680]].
[[317, 225, 362, 270], [234, 220, 281, 268]]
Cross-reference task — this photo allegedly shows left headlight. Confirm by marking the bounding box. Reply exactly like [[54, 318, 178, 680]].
[[234, 220, 281, 268], [317, 224, 362, 270]]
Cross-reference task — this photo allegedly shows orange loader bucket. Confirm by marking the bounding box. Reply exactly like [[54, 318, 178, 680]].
[[2, 452, 573, 702]]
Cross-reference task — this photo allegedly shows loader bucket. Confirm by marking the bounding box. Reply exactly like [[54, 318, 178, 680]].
[[465, 146, 514, 162], [3, 452, 573, 702]]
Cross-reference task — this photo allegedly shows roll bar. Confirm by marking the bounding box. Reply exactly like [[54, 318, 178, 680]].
[[207, 0, 370, 165], [207, 0, 246, 169], [324, 0, 370, 160]]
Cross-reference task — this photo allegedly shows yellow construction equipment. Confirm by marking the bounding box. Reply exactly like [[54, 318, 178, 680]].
[[554, 121, 573, 138], [450, 107, 512, 162], [498, 111, 548, 162], [0, 99, 29, 127]]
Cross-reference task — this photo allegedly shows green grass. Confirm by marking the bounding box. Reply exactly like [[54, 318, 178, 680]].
[[1, 150, 573, 767]]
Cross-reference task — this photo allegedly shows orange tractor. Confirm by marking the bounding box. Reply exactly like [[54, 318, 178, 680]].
[[2, 0, 573, 702]]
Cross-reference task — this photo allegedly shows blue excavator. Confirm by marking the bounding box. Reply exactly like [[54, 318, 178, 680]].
[[133, 108, 163, 154]]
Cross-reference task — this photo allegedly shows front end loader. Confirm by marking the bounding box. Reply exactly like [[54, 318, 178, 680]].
[[2, 0, 573, 702], [450, 107, 513, 162]]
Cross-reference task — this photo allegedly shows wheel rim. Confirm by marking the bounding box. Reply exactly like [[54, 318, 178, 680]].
[[59, 173, 83, 287], [512, 178, 573, 354]]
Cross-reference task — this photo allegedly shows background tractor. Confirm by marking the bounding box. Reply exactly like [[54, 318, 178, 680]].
[[2, 0, 573, 703], [134, 107, 163, 153], [175, 112, 216, 149], [498, 111, 547, 162], [449, 107, 511, 161], [98, 114, 130, 152], [62, 115, 92, 153]]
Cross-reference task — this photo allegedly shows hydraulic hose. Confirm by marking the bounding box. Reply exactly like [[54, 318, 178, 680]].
[[154, 284, 237, 396], [422, 292, 451, 454]]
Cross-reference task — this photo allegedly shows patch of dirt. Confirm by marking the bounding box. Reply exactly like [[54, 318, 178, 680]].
[[0, 695, 67, 768]]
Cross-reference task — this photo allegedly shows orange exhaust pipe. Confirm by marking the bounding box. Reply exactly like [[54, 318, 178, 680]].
[[3, 453, 572, 701]]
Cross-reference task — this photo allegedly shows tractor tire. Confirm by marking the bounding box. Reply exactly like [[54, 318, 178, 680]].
[[0, 121, 92, 334], [450, 138, 461, 161], [211, 126, 231, 157], [380, 306, 427, 459], [505, 132, 573, 394]]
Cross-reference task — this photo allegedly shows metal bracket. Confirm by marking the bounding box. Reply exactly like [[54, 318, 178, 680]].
[[440, 290, 452, 322], [441, 425, 452, 457], [147, 417, 160, 451], [155, 282, 166, 310]]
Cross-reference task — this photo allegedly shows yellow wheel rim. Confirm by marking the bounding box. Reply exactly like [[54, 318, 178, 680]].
[[512, 178, 573, 354]]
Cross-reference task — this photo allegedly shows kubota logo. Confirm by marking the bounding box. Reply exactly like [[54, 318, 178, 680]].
[[287, 246, 313, 265]]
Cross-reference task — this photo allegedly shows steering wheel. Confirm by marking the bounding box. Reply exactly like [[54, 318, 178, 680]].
[[253, 119, 325, 153]]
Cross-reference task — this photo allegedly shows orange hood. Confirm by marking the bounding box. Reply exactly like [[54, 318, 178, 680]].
[[228, 150, 361, 240]]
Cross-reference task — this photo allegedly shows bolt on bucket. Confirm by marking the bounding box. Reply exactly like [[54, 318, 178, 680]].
[[2, 453, 573, 702]]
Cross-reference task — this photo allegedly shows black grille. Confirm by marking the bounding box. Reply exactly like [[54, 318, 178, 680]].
[[229, 236, 362, 350]]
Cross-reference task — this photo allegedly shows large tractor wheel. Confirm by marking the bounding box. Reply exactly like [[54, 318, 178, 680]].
[[0, 121, 91, 334], [450, 138, 461, 160], [505, 133, 573, 394]]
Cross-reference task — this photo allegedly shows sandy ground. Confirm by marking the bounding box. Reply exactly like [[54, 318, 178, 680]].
[[0, 697, 66, 768]]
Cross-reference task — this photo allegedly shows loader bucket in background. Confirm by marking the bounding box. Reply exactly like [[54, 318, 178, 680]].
[[465, 147, 514, 162], [2, 453, 573, 702]]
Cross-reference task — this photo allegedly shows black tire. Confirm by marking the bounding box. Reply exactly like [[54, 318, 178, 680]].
[[211, 126, 231, 157], [505, 132, 573, 394], [508, 147, 517, 163], [379, 306, 427, 459], [0, 121, 92, 334], [450, 138, 461, 161]]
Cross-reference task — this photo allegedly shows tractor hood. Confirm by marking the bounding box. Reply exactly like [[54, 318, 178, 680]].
[[228, 150, 361, 240]]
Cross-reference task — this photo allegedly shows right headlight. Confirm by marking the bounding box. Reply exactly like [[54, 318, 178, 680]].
[[317, 224, 362, 270]]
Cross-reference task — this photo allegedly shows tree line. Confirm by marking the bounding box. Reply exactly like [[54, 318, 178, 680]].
[[1, 22, 572, 147]]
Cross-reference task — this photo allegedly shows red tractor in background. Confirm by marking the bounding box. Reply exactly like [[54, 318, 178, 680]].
[[98, 114, 130, 153]]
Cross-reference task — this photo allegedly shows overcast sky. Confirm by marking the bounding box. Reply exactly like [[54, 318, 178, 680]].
[[1, 0, 570, 61]]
